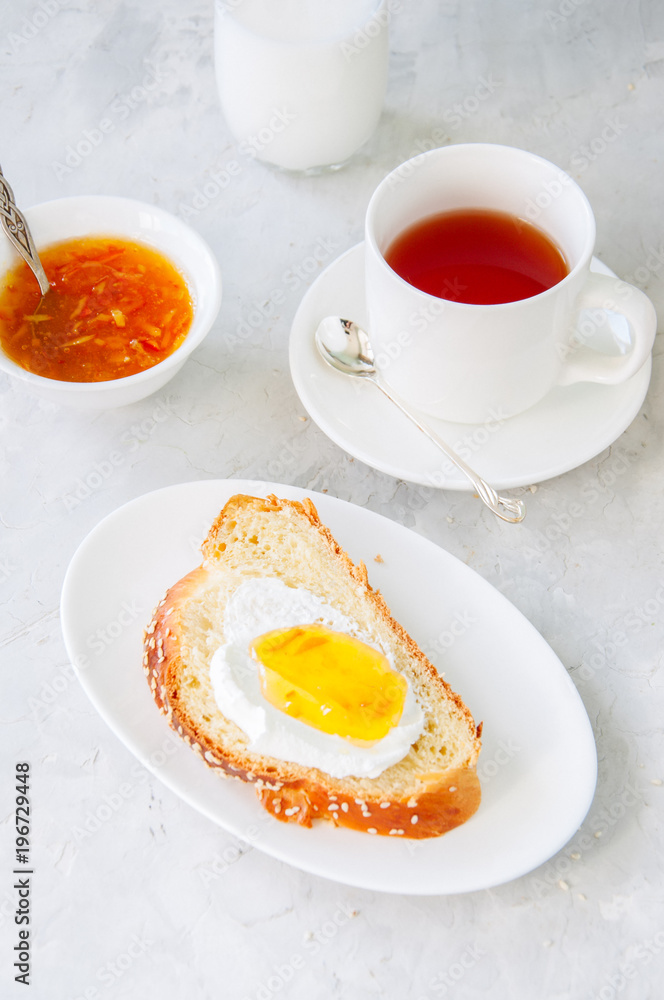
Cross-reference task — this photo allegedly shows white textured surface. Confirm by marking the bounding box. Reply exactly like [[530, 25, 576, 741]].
[[1, 1, 663, 998]]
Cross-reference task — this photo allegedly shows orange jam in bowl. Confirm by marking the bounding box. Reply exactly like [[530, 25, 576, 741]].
[[0, 236, 194, 382]]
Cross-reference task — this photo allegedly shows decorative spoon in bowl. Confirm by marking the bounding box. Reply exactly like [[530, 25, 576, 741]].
[[0, 165, 50, 296]]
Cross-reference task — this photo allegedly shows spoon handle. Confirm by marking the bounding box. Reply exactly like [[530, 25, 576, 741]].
[[0, 166, 50, 296], [371, 375, 526, 523]]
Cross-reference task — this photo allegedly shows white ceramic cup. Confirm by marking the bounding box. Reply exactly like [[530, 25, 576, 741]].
[[365, 143, 657, 424], [214, 0, 389, 173]]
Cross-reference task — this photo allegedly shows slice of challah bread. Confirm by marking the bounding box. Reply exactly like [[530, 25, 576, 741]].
[[144, 494, 482, 838]]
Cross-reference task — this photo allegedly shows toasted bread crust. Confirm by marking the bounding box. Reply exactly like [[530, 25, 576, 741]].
[[143, 494, 481, 838]]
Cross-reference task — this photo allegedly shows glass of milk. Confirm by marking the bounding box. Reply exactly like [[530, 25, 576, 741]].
[[214, 0, 390, 173]]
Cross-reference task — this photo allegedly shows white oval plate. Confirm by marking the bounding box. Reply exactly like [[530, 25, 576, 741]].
[[61, 480, 597, 894]]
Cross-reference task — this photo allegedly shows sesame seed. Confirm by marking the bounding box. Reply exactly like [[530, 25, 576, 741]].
[[448, 786, 457, 792], [329, 795, 338, 801], [407, 797, 417, 808], [328, 804, 339, 811], [651, 778, 662, 785], [558, 880, 569, 891], [594, 830, 602, 838], [341, 802, 349, 812], [367, 828, 377, 835], [380, 802, 390, 809], [284, 806, 300, 816], [389, 829, 404, 836], [570, 851, 581, 861], [411, 815, 419, 824]]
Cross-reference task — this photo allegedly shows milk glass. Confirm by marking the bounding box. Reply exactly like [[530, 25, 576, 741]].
[[214, 0, 389, 172]]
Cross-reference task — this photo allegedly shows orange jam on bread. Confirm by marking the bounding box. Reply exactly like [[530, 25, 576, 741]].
[[0, 237, 193, 381], [251, 624, 407, 742]]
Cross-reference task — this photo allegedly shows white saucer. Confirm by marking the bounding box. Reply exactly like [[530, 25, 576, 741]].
[[289, 243, 652, 490]]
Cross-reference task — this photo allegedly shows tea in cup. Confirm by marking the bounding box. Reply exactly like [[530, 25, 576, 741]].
[[365, 144, 657, 423]]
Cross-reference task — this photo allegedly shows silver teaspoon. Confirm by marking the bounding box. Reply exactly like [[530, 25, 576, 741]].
[[0, 165, 50, 296], [315, 316, 526, 524]]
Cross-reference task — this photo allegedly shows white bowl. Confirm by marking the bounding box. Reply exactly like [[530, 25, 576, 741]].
[[0, 195, 222, 408]]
